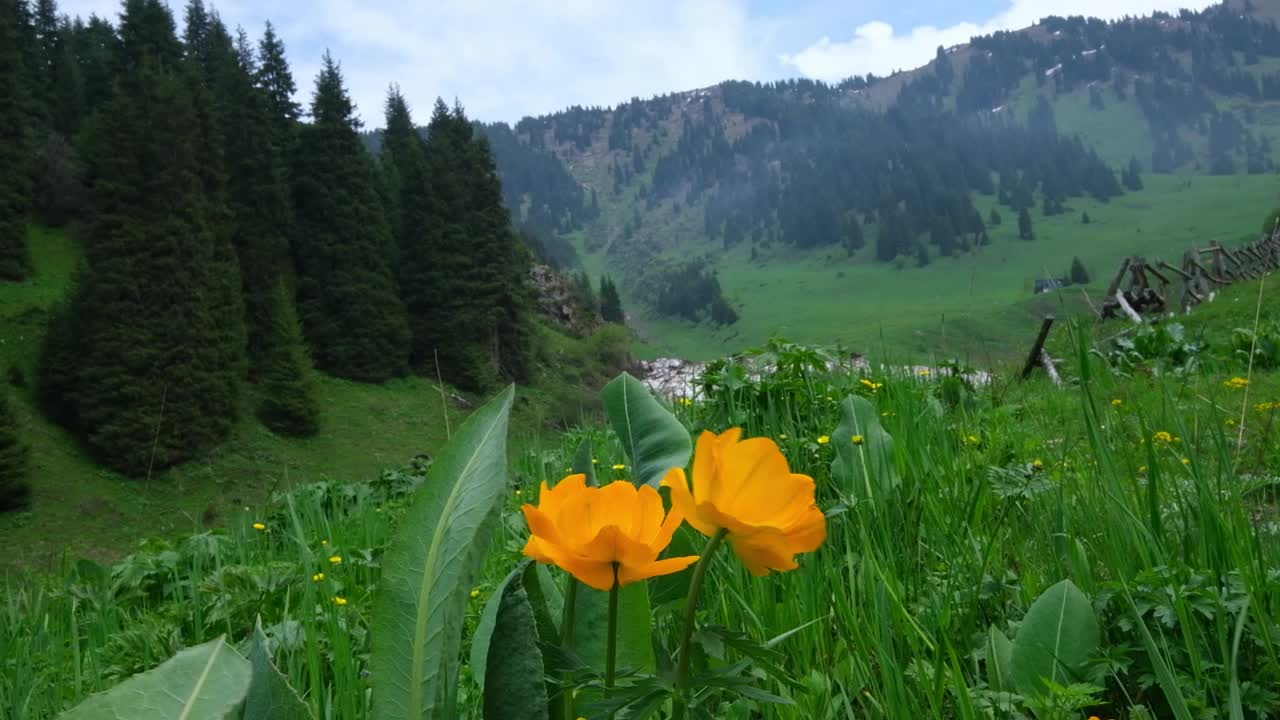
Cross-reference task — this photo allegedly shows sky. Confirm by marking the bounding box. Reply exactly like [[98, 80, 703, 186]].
[[59, 0, 1220, 126]]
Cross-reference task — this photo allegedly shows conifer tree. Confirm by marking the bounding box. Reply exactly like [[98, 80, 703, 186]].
[[0, 0, 35, 281], [600, 275, 625, 324], [418, 99, 535, 390], [256, 280, 319, 437], [0, 388, 31, 512], [291, 53, 409, 381], [1069, 256, 1091, 284], [255, 20, 299, 156], [45, 0, 245, 474], [1018, 206, 1035, 240], [988, 208, 1002, 226]]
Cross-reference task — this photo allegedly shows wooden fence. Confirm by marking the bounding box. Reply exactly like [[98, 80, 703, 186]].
[[1099, 231, 1280, 321]]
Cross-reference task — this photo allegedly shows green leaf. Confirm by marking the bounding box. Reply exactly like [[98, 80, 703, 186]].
[[243, 620, 313, 720], [1010, 579, 1100, 698], [985, 626, 1014, 693], [370, 386, 515, 720], [523, 563, 563, 642], [571, 438, 597, 486], [572, 582, 655, 675], [482, 565, 550, 720], [830, 396, 899, 501], [58, 637, 251, 720], [470, 562, 528, 691], [603, 372, 691, 488], [1129, 599, 1193, 720]]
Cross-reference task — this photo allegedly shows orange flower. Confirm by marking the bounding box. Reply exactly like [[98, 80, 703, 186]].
[[662, 429, 826, 576], [521, 476, 699, 591]]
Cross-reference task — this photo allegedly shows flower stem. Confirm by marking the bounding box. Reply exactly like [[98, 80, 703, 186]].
[[561, 576, 579, 720], [606, 565, 620, 689], [672, 528, 729, 719]]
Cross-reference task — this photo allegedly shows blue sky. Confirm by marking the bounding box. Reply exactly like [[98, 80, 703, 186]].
[[61, 0, 1216, 126]]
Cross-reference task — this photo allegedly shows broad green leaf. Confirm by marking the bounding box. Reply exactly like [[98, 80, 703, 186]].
[[830, 396, 899, 501], [571, 438, 597, 487], [482, 565, 550, 720], [243, 621, 313, 720], [1010, 580, 1100, 698], [603, 372, 691, 488], [371, 386, 515, 720], [572, 581, 655, 675], [469, 562, 528, 691], [985, 626, 1014, 693], [58, 637, 251, 720]]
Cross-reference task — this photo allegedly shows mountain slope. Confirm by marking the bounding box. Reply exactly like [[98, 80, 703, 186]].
[[477, 1, 1280, 360]]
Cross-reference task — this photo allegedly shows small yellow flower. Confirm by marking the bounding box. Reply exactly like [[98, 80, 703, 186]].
[[679, 397, 693, 407], [1225, 377, 1250, 390], [312, 572, 325, 582], [778, 433, 788, 440], [252, 522, 266, 531], [963, 434, 980, 446], [1225, 418, 1237, 427], [612, 464, 626, 471], [592, 458, 599, 465], [860, 378, 875, 389], [1032, 459, 1044, 470], [329, 555, 343, 564], [881, 411, 895, 417], [470, 588, 481, 599], [918, 369, 931, 377], [334, 596, 348, 606], [817, 435, 830, 445], [1111, 398, 1123, 407], [321, 539, 329, 546], [515, 489, 523, 496], [851, 434, 865, 445], [1139, 465, 1149, 473], [1182, 458, 1191, 465], [1153, 431, 1173, 444]]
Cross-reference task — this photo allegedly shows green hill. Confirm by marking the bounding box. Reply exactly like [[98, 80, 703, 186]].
[[481, 1, 1280, 360]]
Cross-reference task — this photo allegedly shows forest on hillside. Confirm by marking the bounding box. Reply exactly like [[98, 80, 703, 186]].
[[483, 2, 1280, 324], [0, 0, 568, 484]]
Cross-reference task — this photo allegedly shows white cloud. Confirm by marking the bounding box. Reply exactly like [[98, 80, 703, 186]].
[[780, 0, 1219, 81]]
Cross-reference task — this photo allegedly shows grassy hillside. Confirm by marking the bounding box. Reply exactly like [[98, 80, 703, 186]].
[[9, 274, 1280, 719], [617, 173, 1278, 361], [0, 227, 622, 572]]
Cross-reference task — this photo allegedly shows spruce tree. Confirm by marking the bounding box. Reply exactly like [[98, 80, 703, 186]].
[[419, 99, 535, 390], [0, 388, 31, 512], [48, 0, 245, 474], [0, 0, 34, 281], [988, 208, 1002, 226], [292, 53, 409, 381], [1069, 256, 1090, 284], [600, 275, 624, 324], [1018, 207, 1035, 241], [256, 280, 319, 437], [382, 87, 439, 370]]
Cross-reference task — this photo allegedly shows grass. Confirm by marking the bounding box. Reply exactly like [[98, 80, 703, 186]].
[[623, 173, 1278, 362], [5, 279, 1280, 718]]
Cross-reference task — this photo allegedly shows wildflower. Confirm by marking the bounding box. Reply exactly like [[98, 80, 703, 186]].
[[778, 433, 788, 440], [334, 596, 348, 606], [1139, 465, 1149, 473], [918, 369, 931, 377], [515, 489, 523, 496], [312, 573, 325, 582], [860, 378, 875, 389], [964, 434, 980, 446], [1182, 458, 1191, 465], [679, 397, 693, 407], [321, 539, 329, 546], [470, 588, 481, 599], [612, 464, 626, 471], [252, 523, 266, 531], [881, 411, 895, 417], [1111, 398, 1123, 407], [817, 435, 830, 445], [521, 476, 699, 591], [329, 555, 343, 564], [1153, 431, 1174, 444], [662, 429, 826, 576], [1225, 377, 1250, 390], [851, 434, 865, 445], [592, 458, 599, 465], [1225, 418, 1237, 427], [1032, 459, 1044, 470]]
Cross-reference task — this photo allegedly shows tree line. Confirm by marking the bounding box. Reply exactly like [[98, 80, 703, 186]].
[[0, 0, 541, 478]]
